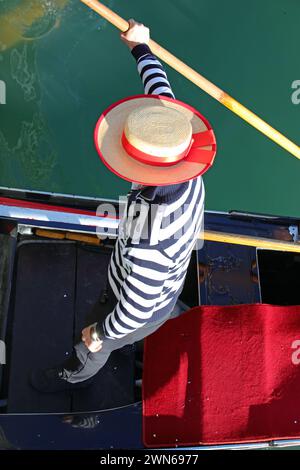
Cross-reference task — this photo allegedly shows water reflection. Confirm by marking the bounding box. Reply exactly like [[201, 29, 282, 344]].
[[0, 0, 69, 49]]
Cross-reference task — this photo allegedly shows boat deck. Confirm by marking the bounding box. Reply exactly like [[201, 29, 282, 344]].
[[5, 240, 135, 413]]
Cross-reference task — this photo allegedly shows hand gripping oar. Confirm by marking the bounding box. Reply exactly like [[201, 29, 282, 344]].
[[80, 0, 300, 160]]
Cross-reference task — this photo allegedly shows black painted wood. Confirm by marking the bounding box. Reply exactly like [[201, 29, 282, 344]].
[[7, 242, 76, 413], [7, 242, 135, 413]]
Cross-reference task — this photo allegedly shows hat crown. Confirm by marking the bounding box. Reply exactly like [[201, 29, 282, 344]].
[[124, 105, 192, 158], [95, 94, 216, 186]]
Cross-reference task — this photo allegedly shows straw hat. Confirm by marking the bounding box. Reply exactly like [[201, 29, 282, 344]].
[[94, 95, 217, 186]]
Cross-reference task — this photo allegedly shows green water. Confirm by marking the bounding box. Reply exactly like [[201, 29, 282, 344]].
[[0, 0, 299, 216]]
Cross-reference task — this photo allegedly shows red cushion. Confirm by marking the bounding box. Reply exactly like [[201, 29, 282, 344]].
[[143, 304, 300, 447]]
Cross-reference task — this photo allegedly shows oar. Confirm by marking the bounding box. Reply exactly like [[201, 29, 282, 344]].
[[36, 227, 300, 253], [80, 0, 300, 160], [203, 230, 300, 253]]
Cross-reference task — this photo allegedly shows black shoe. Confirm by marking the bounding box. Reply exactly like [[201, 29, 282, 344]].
[[30, 367, 94, 393]]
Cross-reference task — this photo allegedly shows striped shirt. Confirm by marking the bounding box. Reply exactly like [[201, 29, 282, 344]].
[[97, 44, 205, 341]]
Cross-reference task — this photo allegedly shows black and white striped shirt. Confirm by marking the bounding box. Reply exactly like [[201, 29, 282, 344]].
[[97, 44, 205, 340]]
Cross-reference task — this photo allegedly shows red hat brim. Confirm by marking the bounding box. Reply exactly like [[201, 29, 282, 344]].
[[94, 95, 217, 186]]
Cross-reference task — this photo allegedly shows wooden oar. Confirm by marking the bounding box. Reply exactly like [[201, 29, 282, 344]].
[[80, 0, 300, 160], [203, 230, 300, 253], [36, 227, 300, 253]]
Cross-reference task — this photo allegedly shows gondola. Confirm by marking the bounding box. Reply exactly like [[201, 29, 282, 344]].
[[0, 185, 299, 450]]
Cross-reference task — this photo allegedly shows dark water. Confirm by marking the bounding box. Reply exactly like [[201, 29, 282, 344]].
[[0, 0, 299, 217]]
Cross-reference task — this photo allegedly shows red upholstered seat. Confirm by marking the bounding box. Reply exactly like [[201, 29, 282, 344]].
[[143, 304, 300, 447]]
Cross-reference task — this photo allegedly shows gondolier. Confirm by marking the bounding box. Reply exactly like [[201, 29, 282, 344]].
[[31, 19, 216, 392]]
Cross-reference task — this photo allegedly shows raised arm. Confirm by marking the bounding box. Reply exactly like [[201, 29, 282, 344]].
[[121, 19, 175, 99], [81, 20, 175, 352]]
